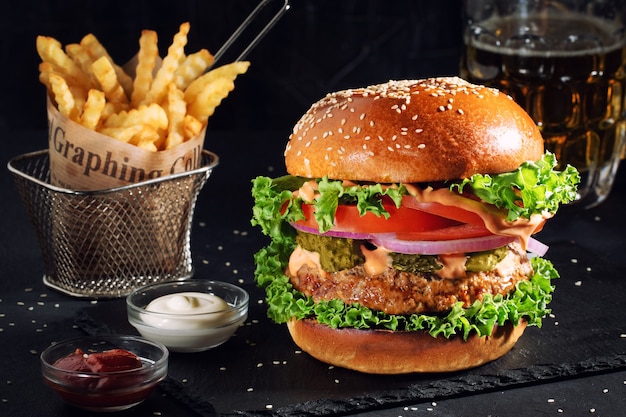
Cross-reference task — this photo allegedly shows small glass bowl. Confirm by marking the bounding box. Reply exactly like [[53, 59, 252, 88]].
[[126, 280, 249, 353], [40, 335, 168, 412]]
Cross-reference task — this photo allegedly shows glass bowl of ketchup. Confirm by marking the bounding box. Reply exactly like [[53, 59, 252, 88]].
[[40, 335, 168, 412]]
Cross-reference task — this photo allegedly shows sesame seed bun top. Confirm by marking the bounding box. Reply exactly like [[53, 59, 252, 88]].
[[284, 77, 544, 183]]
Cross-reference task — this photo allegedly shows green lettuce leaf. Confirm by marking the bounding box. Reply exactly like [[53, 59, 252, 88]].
[[251, 175, 406, 236], [451, 152, 580, 221]]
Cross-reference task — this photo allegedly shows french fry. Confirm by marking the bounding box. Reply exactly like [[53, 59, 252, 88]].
[[80, 33, 134, 97], [130, 125, 162, 152], [65, 43, 97, 86], [38, 62, 55, 91], [92, 56, 129, 106], [184, 61, 250, 104], [100, 101, 128, 121], [143, 22, 190, 106], [104, 103, 168, 131], [80, 89, 106, 130], [183, 114, 203, 140], [36, 36, 93, 90], [48, 73, 78, 120], [187, 77, 235, 124], [99, 125, 144, 143], [174, 48, 214, 91], [131, 30, 159, 108], [164, 83, 187, 149]]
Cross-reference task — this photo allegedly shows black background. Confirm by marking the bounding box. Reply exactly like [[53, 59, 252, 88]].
[[0, 0, 462, 136], [2, 2, 626, 416]]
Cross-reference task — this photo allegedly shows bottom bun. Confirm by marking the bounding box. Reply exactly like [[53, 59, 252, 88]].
[[287, 318, 527, 374]]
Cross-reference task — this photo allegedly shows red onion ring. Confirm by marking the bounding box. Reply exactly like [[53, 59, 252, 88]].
[[290, 223, 549, 256], [370, 234, 518, 255], [527, 237, 549, 256]]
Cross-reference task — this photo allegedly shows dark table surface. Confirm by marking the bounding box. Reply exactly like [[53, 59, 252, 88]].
[[2, 129, 626, 417]]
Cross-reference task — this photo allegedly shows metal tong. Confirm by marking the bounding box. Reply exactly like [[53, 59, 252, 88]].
[[210, 0, 290, 68]]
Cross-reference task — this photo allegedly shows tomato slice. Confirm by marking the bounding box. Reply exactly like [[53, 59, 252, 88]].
[[401, 196, 485, 225], [297, 201, 461, 235]]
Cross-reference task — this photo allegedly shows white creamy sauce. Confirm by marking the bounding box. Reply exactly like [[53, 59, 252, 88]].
[[143, 292, 230, 330]]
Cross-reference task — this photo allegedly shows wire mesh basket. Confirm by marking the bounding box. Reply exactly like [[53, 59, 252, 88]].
[[8, 149, 218, 298]]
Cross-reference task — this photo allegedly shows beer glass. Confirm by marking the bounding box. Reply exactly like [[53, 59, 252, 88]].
[[460, 0, 626, 208]]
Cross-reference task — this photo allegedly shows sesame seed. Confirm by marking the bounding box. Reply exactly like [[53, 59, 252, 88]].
[[418, 143, 426, 149], [457, 109, 465, 115], [415, 128, 424, 133], [340, 118, 346, 125], [387, 146, 395, 152], [438, 105, 446, 111], [359, 113, 366, 120], [412, 115, 418, 120]]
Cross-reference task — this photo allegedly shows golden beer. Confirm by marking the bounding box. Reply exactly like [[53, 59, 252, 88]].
[[461, 14, 626, 206]]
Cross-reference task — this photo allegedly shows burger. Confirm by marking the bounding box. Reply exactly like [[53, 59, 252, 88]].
[[251, 77, 579, 374]]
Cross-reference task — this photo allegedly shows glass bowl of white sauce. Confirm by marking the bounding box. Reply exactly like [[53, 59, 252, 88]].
[[126, 280, 249, 352]]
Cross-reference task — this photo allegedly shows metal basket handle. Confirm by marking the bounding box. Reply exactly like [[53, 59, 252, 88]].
[[210, 0, 290, 68]]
